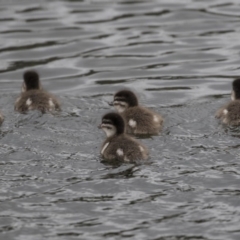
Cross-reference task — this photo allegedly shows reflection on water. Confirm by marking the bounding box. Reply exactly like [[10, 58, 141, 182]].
[[0, 0, 240, 239]]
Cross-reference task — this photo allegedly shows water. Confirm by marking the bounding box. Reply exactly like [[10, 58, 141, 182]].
[[0, 0, 240, 239]]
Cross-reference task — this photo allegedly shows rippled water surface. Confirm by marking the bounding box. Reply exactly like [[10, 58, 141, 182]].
[[1, 0, 240, 239]]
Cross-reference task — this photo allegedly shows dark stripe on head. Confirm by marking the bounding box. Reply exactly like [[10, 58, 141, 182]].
[[102, 119, 112, 124], [23, 70, 40, 90], [114, 97, 126, 101], [232, 78, 240, 99], [114, 90, 138, 107], [102, 112, 125, 135]]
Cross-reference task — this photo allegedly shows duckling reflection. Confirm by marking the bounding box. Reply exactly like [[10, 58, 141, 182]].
[[15, 70, 61, 114], [110, 90, 163, 135], [216, 78, 240, 125], [99, 112, 148, 162]]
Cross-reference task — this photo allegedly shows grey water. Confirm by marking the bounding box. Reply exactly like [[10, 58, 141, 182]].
[[0, 0, 240, 239]]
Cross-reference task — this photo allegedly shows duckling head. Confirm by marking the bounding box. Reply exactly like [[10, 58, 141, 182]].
[[111, 90, 138, 113], [99, 112, 125, 138], [232, 78, 240, 100], [22, 70, 41, 92]]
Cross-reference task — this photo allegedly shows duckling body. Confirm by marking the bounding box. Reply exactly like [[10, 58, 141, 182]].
[[112, 90, 163, 135], [216, 79, 240, 125], [122, 106, 163, 135], [15, 90, 60, 114], [101, 134, 148, 162], [0, 111, 4, 125], [99, 112, 148, 162], [15, 71, 60, 113], [216, 100, 240, 125]]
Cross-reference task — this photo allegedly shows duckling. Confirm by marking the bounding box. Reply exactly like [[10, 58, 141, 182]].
[[110, 90, 163, 135], [99, 112, 148, 162], [216, 78, 240, 125], [15, 70, 61, 113], [0, 111, 4, 125]]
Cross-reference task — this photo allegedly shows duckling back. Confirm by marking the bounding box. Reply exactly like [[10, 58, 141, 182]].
[[15, 90, 60, 113], [0, 111, 4, 125], [123, 106, 163, 135], [216, 78, 240, 125], [101, 134, 148, 162], [218, 100, 240, 125]]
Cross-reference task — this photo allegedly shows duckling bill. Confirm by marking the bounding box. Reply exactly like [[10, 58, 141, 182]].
[[99, 112, 148, 162], [15, 70, 61, 114], [111, 89, 163, 135], [216, 78, 240, 125]]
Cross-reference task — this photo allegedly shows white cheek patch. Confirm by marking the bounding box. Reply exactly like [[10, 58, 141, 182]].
[[116, 148, 124, 156], [223, 109, 228, 115], [113, 101, 127, 113], [104, 129, 113, 138], [26, 98, 32, 106], [101, 142, 109, 155], [114, 105, 126, 113], [129, 119, 137, 128], [231, 91, 235, 101], [49, 98, 55, 108], [102, 125, 116, 138], [21, 83, 26, 93], [153, 115, 159, 123], [139, 145, 144, 153], [124, 156, 130, 162], [15, 97, 20, 104]]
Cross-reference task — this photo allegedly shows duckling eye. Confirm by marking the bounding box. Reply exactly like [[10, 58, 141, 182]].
[[106, 127, 112, 130]]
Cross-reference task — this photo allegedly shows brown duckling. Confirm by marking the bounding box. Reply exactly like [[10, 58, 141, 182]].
[[0, 111, 4, 125], [15, 70, 61, 113], [99, 112, 148, 162], [216, 78, 240, 125], [110, 90, 163, 135]]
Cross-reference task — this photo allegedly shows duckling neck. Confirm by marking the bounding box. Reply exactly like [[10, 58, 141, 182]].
[[26, 87, 41, 91], [129, 103, 138, 108]]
